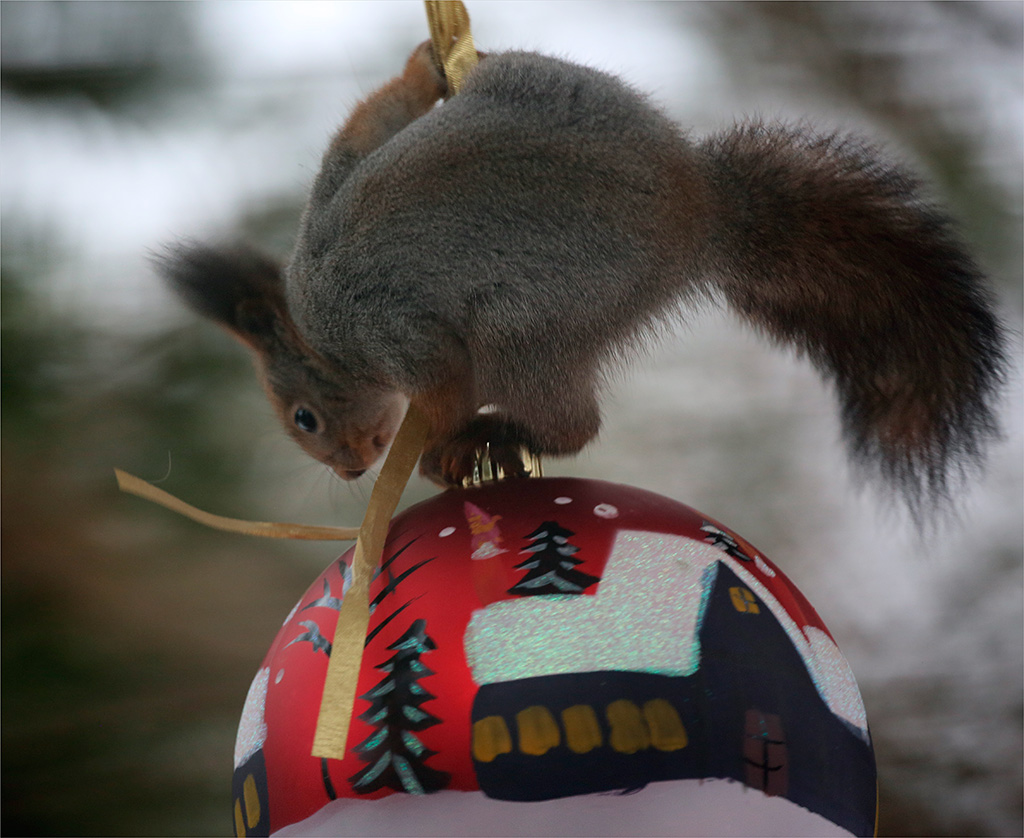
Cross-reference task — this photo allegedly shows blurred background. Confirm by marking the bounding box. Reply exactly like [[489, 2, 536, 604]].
[[2, 2, 1021, 835]]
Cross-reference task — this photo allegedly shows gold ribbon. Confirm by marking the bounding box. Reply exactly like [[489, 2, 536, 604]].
[[425, 0, 479, 95], [114, 469, 360, 541], [311, 405, 430, 758]]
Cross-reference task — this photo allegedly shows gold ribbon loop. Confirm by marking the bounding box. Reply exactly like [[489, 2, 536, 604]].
[[425, 0, 479, 95], [120, 2, 483, 768]]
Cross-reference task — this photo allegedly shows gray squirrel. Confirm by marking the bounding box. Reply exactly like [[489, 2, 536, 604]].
[[158, 42, 1006, 513]]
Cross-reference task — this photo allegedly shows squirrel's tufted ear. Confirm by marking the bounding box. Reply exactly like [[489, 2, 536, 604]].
[[154, 242, 287, 349]]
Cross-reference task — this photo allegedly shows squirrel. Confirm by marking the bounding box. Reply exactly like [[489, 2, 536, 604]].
[[158, 42, 1006, 515]]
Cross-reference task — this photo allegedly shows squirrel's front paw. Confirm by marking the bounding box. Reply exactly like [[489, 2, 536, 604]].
[[421, 415, 532, 487], [404, 40, 448, 102]]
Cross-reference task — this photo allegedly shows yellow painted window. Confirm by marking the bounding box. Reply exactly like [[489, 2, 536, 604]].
[[472, 715, 513, 763], [729, 586, 760, 614]]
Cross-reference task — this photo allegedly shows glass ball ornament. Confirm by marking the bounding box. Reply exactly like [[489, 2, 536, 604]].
[[232, 477, 876, 837]]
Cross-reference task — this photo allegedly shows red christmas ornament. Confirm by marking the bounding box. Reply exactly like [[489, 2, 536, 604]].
[[232, 478, 876, 837]]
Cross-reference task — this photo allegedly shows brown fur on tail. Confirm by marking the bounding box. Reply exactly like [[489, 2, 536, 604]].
[[700, 123, 1007, 517]]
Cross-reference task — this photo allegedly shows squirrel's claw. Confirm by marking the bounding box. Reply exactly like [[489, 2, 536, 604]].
[[421, 414, 531, 486]]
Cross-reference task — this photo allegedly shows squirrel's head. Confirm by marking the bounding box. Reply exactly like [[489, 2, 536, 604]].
[[258, 347, 406, 478], [156, 242, 405, 478]]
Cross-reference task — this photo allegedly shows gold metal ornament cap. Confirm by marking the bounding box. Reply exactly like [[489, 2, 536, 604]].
[[459, 445, 544, 489]]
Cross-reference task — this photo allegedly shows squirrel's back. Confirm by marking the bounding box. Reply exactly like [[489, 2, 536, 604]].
[[287, 52, 715, 393]]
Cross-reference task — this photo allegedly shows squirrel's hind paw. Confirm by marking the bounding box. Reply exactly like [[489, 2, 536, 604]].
[[420, 415, 532, 487]]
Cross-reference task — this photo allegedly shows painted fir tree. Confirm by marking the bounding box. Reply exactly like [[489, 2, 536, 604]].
[[348, 618, 450, 795], [508, 521, 599, 596]]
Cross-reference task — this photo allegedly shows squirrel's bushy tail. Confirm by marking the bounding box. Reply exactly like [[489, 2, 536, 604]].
[[699, 123, 1007, 518]]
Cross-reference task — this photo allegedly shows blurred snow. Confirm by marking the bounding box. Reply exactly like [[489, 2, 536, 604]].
[[2, 2, 1021, 834]]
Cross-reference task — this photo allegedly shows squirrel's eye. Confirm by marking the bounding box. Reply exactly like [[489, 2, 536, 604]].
[[294, 407, 319, 434]]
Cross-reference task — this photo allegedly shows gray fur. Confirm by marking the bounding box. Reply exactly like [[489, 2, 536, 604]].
[[163, 49, 1007, 507]]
